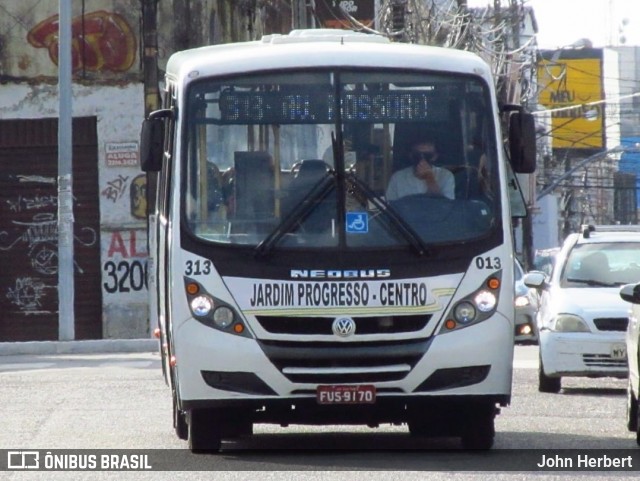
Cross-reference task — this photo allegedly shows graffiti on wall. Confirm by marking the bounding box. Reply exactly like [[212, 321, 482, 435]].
[[103, 230, 148, 295], [0, 212, 98, 277], [6, 194, 57, 213], [102, 174, 129, 203], [1, 191, 98, 313], [27, 10, 136, 73], [102, 173, 147, 219], [6, 277, 54, 314]]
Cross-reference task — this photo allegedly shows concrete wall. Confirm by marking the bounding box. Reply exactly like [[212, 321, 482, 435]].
[[0, 83, 147, 338]]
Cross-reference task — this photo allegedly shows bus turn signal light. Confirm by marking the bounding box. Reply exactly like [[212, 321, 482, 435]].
[[487, 277, 500, 290], [186, 282, 200, 295]]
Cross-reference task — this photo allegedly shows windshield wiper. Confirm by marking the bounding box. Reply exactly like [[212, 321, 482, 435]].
[[255, 173, 335, 258], [345, 173, 429, 257], [566, 278, 618, 287]]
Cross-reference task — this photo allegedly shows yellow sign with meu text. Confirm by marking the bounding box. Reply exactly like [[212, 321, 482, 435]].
[[538, 54, 604, 149]]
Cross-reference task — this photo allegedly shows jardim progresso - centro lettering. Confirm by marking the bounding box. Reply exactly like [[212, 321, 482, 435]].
[[249, 281, 428, 307]]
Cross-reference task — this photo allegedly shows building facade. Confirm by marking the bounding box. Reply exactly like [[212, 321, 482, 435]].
[[0, 0, 262, 341]]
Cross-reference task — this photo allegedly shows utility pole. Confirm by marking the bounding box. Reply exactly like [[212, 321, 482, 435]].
[[142, 0, 161, 339], [142, 0, 161, 116], [292, 0, 309, 29], [58, 0, 74, 340], [508, 0, 534, 269]]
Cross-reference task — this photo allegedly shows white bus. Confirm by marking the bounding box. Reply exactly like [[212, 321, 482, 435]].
[[141, 29, 536, 452]]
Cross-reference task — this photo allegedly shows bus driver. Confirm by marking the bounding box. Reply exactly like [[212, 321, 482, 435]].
[[385, 138, 455, 201]]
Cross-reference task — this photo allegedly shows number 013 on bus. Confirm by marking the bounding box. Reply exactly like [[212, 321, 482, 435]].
[[141, 29, 536, 452]]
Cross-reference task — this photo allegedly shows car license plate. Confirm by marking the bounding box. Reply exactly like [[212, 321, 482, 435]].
[[316, 385, 376, 404], [611, 343, 627, 360]]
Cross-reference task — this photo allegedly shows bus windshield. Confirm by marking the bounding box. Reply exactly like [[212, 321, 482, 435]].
[[183, 69, 499, 248]]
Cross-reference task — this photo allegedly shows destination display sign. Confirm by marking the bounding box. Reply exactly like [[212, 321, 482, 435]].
[[218, 89, 448, 124]]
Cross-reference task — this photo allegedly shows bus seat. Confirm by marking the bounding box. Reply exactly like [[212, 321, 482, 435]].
[[233, 151, 274, 221], [283, 159, 330, 217]]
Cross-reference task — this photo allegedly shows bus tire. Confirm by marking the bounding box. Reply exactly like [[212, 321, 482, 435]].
[[187, 408, 222, 453], [172, 389, 188, 440], [538, 359, 561, 393], [460, 406, 495, 450]]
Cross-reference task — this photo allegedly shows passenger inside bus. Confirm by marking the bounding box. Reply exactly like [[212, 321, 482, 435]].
[[385, 138, 455, 201]]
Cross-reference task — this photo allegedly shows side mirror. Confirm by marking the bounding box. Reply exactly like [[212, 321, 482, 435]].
[[508, 111, 536, 174], [140, 109, 172, 172], [620, 283, 640, 304], [523, 271, 546, 290]]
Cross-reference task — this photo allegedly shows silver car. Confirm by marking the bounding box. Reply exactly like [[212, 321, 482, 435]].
[[619, 282, 640, 446], [526, 225, 640, 393]]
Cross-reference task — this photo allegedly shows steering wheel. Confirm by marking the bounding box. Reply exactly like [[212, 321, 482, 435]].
[[290, 159, 331, 177]]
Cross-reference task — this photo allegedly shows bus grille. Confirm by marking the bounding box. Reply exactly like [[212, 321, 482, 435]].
[[257, 338, 431, 384], [255, 314, 431, 335]]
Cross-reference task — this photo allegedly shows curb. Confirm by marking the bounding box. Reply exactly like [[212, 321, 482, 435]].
[[0, 339, 158, 356]]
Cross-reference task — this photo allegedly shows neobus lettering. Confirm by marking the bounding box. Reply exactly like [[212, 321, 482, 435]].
[[380, 282, 428, 306], [290, 269, 390, 279]]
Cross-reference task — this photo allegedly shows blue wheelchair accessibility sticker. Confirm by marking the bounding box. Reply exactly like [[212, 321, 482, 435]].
[[346, 212, 368, 234]]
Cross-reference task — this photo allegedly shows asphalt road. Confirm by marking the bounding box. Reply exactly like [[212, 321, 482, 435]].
[[0, 345, 637, 480]]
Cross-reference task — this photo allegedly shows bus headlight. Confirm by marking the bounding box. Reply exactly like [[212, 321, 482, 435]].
[[213, 306, 234, 328], [475, 290, 497, 312], [441, 272, 501, 333], [454, 301, 477, 324], [191, 295, 213, 317], [184, 277, 252, 338]]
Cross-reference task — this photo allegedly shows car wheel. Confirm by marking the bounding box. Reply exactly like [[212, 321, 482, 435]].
[[627, 378, 638, 432], [538, 357, 561, 393], [187, 408, 223, 453]]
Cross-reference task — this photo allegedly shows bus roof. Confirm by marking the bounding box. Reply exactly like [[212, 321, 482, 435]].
[[165, 29, 494, 85]]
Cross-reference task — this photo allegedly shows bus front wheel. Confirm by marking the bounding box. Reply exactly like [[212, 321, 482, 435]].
[[460, 404, 496, 450], [187, 408, 223, 453], [172, 389, 188, 440]]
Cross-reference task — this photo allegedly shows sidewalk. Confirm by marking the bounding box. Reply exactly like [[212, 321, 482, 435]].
[[0, 338, 158, 356]]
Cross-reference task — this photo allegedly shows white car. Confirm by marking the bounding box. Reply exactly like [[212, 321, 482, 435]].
[[524, 225, 640, 393], [619, 282, 640, 445]]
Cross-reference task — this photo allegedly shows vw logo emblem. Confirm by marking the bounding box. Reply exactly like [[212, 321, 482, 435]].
[[332, 317, 356, 337]]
